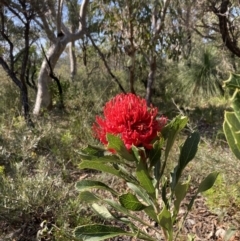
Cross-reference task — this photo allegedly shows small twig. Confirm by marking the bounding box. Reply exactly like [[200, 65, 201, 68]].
[[171, 98, 196, 133]]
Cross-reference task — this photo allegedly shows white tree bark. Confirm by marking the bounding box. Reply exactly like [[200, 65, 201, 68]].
[[33, 40, 66, 114], [69, 40, 77, 81], [68, 22, 77, 81], [33, 0, 89, 115]]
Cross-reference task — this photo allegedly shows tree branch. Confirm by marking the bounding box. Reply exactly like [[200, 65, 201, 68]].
[[0, 57, 21, 88], [0, 6, 14, 70], [61, 22, 70, 35], [2, 0, 26, 24], [33, 1, 57, 42], [193, 27, 217, 40], [87, 33, 126, 94], [155, 0, 171, 36], [57, 0, 64, 35], [66, 0, 89, 41], [78, 0, 89, 32], [212, 0, 240, 57]]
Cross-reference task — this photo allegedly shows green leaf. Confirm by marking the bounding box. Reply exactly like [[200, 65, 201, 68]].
[[178, 132, 200, 168], [103, 199, 157, 239], [79, 161, 137, 183], [223, 112, 240, 160], [136, 159, 155, 198], [149, 139, 164, 168], [119, 193, 147, 211], [112, 164, 138, 183], [223, 72, 240, 90], [92, 204, 115, 220], [188, 171, 219, 211], [161, 178, 168, 208], [144, 206, 158, 223], [223, 74, 240, 158], [151, 138, 164, 187], [173, 177, 191, 220], [153, 159, 161, 188], [81, 145, 106, 157], [104, 199, 131, 216], [74, 224, 133, 241], [79, 161, 121, 178], [92, 203, 132, 226], [78, 152, 121, 163], [76, 180, 118, 195], [107, 134, 136, 162], [131, 146, 143, 163], [79, 191, 100, 203], [126, 182, 152, 205], [197, 171, 219, 193], [171, 132, 200, 189], [231, 90, 240, 122], [157, 206, 173, 240], [163, 115, 188, 162]]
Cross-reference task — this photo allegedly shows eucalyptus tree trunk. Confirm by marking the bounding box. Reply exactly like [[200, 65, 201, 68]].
[[33, 0, 89, 115], [67, 0, 78, 81], [69, 24, 77, 81], [33, 40, 66, 113], [127, 2, 136, 94], [145, 0, 171, 105], [69, 41, 77, 81], [129, 58, 135, 94], [146, 56, 156, 106], [126, 51, 136, 94]]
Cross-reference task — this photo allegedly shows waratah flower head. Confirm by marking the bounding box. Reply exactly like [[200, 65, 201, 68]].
[[92, 93, 167, 151]]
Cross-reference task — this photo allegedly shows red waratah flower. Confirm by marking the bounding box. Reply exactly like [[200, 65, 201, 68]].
[[92, 93, 167, 151]]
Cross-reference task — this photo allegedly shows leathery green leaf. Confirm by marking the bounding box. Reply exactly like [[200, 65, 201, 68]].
[[188, 171, 219, 211], [173, 177, 191, 220], [149, 139, 164, 168], [78, 153, 121, 163], [178, 132, 200, 169], [127, 182, 152, 205], [81, 145, 106, 157], [76, 180, 118, 195], [171, 132, 200, 190], [79, 161, 121, 178], [136, 159, 155, 198], [79, 191, 100, 204], [162, 115, 188, 161], [74, 224, 133, 241], [92, 204, 115, 220], [157, 206, 173, 240], [231, 89, 240, 122], [223, 72, 240, 90], [197, 171, 219, 193], [107, 134, 136, 162], [144, 205, 158, 223], [119, 193, 147, 211], [223, 112, 240, 160]]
